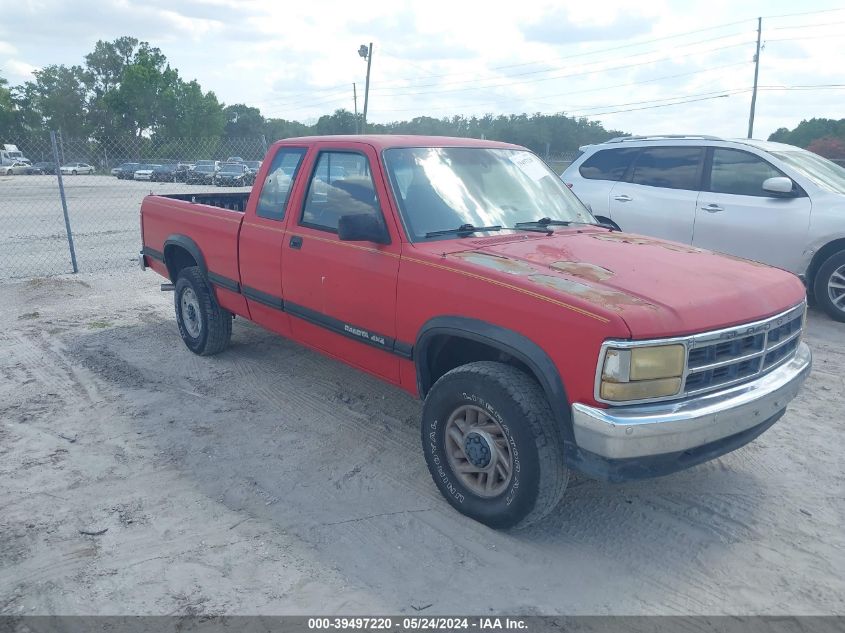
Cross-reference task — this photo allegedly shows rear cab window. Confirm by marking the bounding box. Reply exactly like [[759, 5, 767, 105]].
[[255, 147, 307, 220]]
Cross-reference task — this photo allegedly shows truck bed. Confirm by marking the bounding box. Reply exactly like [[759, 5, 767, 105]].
[[159, 191, 250, 212]]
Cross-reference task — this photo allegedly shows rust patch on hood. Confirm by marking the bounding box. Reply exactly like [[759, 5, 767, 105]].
[[548, 260, 614, 282], [591, 233, 703, 254], [451, 251, 538, 276], [527, 274, 654, 312]]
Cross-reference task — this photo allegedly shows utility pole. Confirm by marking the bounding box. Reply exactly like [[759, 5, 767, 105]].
[[358, 42, 373, 134], [353, 83, 359, 134], [747, 17, 762, 139]]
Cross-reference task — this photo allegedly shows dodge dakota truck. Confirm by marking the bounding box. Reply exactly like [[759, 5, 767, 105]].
[[140, 135, 812, 528]]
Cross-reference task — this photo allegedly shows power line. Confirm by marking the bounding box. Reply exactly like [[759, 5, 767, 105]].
[[375, 31, 753, 93], [768, 19, 845, 31], [375, 62, 748, 113], [374, 7, 841, 88], [761, 7, 845, 20], [376, 18, 754, 85], [372, 40, 754, 98]]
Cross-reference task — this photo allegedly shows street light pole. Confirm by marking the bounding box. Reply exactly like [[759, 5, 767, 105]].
[[353, 83, 359, 134], [358, 42, 373, 134], [747, 17, 762, 139]]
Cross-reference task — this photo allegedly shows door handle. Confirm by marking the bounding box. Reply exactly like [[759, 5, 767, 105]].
[[613, 194, 632, 202], [701, 204, 724, 213], [289, 235, 303, 249]]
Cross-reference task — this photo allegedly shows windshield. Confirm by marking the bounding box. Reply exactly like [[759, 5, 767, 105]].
[[382, 147, 594, 241], [196, 165, 214, 172], [771, 149, 845, 194], [220, 164, 243, 173]]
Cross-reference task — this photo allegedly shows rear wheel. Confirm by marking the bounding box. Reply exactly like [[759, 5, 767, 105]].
[[421, 361, 568, 529], [814, 250, 845, 322], [174, 266, 232, 355]]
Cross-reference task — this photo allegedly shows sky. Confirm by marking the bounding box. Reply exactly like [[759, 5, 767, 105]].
[[1, 0, 843, 140]]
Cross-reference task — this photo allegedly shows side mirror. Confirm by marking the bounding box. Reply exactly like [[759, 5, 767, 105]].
[[338, 214, 390, 244], [762, 176, 795, 196]]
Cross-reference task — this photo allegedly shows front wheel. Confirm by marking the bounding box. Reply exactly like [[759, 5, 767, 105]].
[[814, 250, 845, 322], [174, 266, 232, 355], [422, 361, 568, 529]]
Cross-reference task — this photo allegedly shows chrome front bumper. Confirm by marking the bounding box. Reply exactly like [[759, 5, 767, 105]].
[[572, 342, 812, 460]]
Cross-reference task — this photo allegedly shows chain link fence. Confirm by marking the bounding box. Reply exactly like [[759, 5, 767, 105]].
[[0, 133, 267, 280], [1, 138, 581, 281]]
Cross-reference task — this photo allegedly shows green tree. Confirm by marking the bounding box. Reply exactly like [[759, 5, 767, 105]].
[[158, 81, 225, 138], [19, 65, 90, 138], [0, 74, 17, 139], [312, 109, 357, 135], [768, 118, 845, 148], [223, 104, 264, 138]]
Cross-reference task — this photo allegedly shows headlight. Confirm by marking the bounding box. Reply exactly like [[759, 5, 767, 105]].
[[599, 344, 685, 402]]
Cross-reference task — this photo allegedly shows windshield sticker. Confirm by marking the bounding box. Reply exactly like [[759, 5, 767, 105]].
[[509, 153, 549, 181]]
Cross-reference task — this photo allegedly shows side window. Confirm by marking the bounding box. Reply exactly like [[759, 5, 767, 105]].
[[255, 147, 306, 221], [301, 151, 383, 233], [579, 148, 638, 181], [709, 149, 785, 196], [631, 147, 703, 190]]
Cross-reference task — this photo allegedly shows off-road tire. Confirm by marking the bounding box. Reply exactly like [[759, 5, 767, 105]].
[[814, 250, 845, 323], [174, 266, 232, 355], [421, 361, 568, 529]]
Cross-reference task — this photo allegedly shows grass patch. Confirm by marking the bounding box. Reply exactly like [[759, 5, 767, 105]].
[[88, 320, 113, 329], [18, 312, 40, 320]]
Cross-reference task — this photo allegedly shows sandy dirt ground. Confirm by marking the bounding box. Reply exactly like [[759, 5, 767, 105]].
[[1, 271, 843, 616]]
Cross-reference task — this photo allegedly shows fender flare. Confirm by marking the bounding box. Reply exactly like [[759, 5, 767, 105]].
[[414, 315, 575, 444], [163, 234, 208, 280]]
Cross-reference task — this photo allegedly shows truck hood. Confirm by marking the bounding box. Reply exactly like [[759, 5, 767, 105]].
[[443, 229, 806, 338]]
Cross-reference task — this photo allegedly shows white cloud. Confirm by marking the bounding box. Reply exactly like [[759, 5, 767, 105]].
[[2, 0, 844, 139]]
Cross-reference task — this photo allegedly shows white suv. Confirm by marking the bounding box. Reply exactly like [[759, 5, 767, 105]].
[[562, 135, 845, 322]]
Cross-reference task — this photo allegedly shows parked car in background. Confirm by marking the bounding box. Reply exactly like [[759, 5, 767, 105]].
[[32, 162, 56, 175], [133, 164, 161, 181], [60, 162, 95, 175], [185, 163, 217, 184], [195, 160, 219, 172], [562, 135, 845, 322], [0, 161, 32, 175], [114, 163, 141, 179], [151, 163, 190, 182], [244, 160, 262, 176], [215, 162, 253, 187], [226, 156, 245, 163]]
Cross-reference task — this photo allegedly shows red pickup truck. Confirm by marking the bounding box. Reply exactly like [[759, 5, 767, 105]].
[[140, 135, 812, 528]]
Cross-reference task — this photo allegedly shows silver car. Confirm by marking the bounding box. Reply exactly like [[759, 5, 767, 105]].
[[562, 135, 845, 322], [60, 162, 95, 175], [0, 161, 31, 175]]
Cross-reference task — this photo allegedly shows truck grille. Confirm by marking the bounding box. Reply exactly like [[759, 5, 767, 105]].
[[683, 303, 805, 396]]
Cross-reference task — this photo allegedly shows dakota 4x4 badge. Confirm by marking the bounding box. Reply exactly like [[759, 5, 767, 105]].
[[343, 324, 386, 346]]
